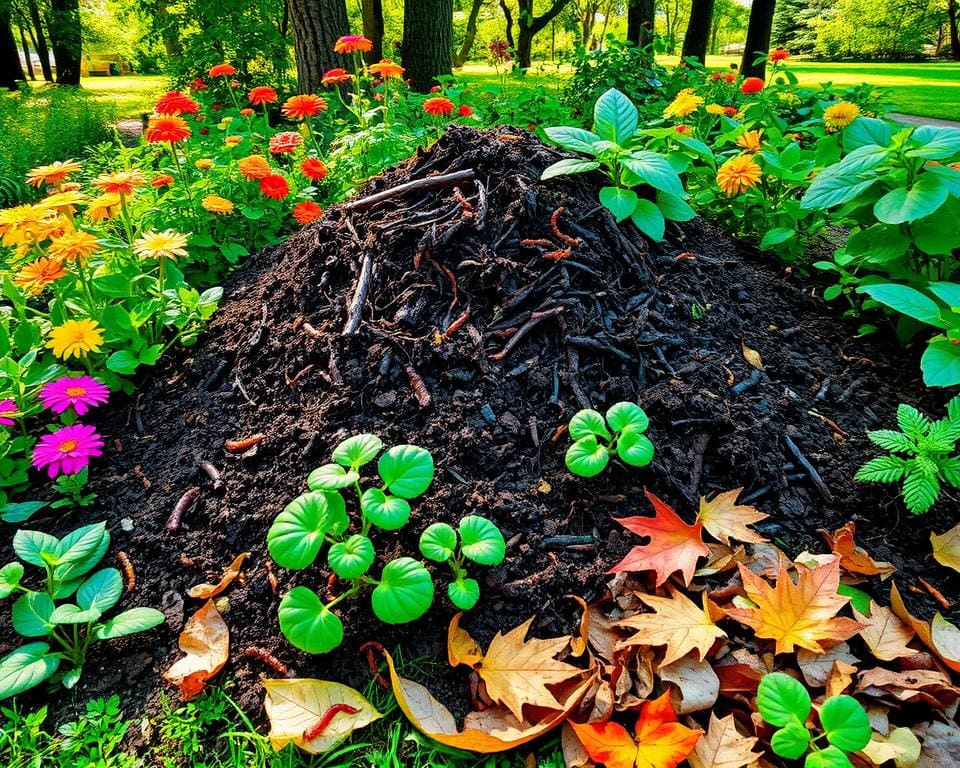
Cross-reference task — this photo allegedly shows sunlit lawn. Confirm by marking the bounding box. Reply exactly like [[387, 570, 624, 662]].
[[80, 74, 168, 116]]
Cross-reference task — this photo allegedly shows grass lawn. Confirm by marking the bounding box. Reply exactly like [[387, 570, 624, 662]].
[[79, 74, 168, 117]]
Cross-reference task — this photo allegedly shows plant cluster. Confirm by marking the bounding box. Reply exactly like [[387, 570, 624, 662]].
[[267, 434, 505, 654], [564, 402, 655, 477]]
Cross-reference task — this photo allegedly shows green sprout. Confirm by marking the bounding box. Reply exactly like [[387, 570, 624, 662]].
[[418, 515, 506, 610], [565, 401, 655, 478]]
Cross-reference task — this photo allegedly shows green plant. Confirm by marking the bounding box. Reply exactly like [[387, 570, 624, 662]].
[[855, 398, 960, 514], [0, 522, 164, 699], [50, 468, 96, 510], [757, 672, 871, 768], [542, 88, 692, 242], [564, 402, 655, 478], [418, 516, 506, 610]]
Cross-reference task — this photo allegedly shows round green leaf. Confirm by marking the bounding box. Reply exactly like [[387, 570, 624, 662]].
[[771, 721, 811, 760], [617, 429, 655, 468], [0, 643, 60, 701], [371, 558, 434, 624], [92, 607, 164, 640], [377, 445, 434, 499], [267, 492, 338, 570], [565, 436, 610, 478], [360, 488, 411, 531], [332, 434, 383, 469], [459, 516, 506, 566], [12, 593, 54, 637], [606, 402, 649, 433], [419, 523, 457, 562], [327, 535, 375, 579], [820, 695, 871, 753], [448, 578, 480, 611], [805, 745, 855, 768], [757, 672, 811, 727], [0, 562, 24, 599], [77, 568, 123, 613], [568, 409, 611, 441], [307, 464, 360, 491], [278, 586, 344, 654], [50, 604, 102, 625]]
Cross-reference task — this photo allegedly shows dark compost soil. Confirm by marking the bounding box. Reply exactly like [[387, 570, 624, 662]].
[[3, 126, 958, 736]]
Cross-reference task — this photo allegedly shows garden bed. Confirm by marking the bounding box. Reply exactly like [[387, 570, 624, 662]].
[[3, 125, 956, 737]]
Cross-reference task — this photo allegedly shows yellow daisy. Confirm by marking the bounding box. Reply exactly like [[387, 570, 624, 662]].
[[86, 193, 122, 223], [705, 104, 726, 116], [46, 318, 104, 359], [823, 101, 861, 129], [134, 229, 189, 260], [195, 158, 215, 171]]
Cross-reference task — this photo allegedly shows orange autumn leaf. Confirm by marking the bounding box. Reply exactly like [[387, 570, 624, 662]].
[[162, 600, 229, 699], [930, 524, 960, 574], [725, 557, 863, 655], [820, 523, 894, 578], [448, 612, 484, 669], [570, 691, 701, 768], [697, 488, 768, 546], [889, 582, 960, 674], [187, 551, 250, 599], [609, 490, 710, 586]]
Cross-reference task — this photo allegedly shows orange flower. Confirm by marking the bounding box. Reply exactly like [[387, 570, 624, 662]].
[[194, 158, 214, 170], [151, 174, 174, 188], [717, 154, 762, 196], [92, 170, 146, 196], [209, 63, 236, 77], [155, 91, 200, 115], [224, 135, 244, 148], [423, 97, 455, 117], [369, 59, 404, 79], [48, 229, 100, 262], [14, 258, 67, 295], [741, 77, 765, 95], [86, 193, 122, 223], [281, 94, 328, 120], [259, 174, 289, 200], [300, 158, 328, 181], [26, 160, 82, 188], [724, 73, 736, 83], [769, 48, 790, 62], [146, 115, 191, 143], [334, 35, 373, 54], [292, 201, 323, 225], [248, 86, 278, 105], [458, 104, 473, 117], [201, 195, 234, 215], [238, 155, 272, 180], [723, 105, 739, 117], [736, 129, 763, 153], [675, 124, 691, 134], [321, 68, 353, 86]]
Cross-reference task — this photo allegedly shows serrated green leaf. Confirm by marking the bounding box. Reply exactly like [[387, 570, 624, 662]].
[[855, 455, 907, 483], [903, 466, 939, 514], [866, 430, 916, 454]]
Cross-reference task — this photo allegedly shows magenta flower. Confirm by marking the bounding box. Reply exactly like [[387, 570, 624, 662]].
[[32, 424, 104, 478], [0, 398, 17, 426], [39, 375, 110, 416]]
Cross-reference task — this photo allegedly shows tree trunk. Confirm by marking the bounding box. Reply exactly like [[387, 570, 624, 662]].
[[949, 0, 960, 61], [680, 0, 715, 63], [402, 0, 452, 91], [516, 0, 570, 68], [0, 6, 23, 90], [739, 0, 776, 78], [286, 0, 349, 94], [361, 0, 384, 64], [26, 0, 51, 81], [18, 24, 35, 79], [155, 0, 182, 57], [47, 0, 82, 85], [499, 0, 515, 49], [453, 0, 483, 67], [626, 0, 655, 47]]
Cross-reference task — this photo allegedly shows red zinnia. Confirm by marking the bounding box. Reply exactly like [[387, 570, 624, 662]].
[[146, 115, 191, 144], [190, 77, 208, 91], [741, 77, 765, 94], [269, 131, 304, 155], [293, 201, 323, 225], [209, 63, 236, 77], [429, 85, 442, 93], [155, 91, 200, 115], [334, 35, 373, 54], [151, 174, 174, 188], [723, 105, 738, 117], [300, 158, 328, 181], [458, 104, 473, 117], [423, 97, 454, 117], [248, 86, 279, 105], [321, 68, 353, 86], [675, 124, 690, 134], [724, 73, 736, 83], [769, 48, 790, 62], [282, 94, 328, 120], [710, 72, 723, 80], [259, 174, 289, 200]]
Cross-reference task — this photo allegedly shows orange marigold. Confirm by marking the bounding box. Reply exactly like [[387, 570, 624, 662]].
[[92, 170, 146, 196], [248, 86, 279, 105], [238, 155, 272, 180], [151, 174, 174, 188], [300, 158, 328, 181], [736, 129, 763, 154], [146, 115, 191, 143], [423, 97, 455, 117], [240, 108, 255, 117], [209, 63, 236, 77], [458, 104, 473, 117], [86, 193, 122, 223], [717, 154, 763, 196], [741, 77, 765, 95], [201, 195, 234, 215], [369, 59, 404, 79], [334, 35, 373, 54], [14, 258, 67, 295], [292, 201, 323, 225], [281, 94, 328, 120], [269, 131, 304, 155], [769, 48, 790, 62], [48, 229, 100, 262]]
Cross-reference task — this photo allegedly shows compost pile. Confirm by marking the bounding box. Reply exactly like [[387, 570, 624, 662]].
[[7, 125, 956, 721]]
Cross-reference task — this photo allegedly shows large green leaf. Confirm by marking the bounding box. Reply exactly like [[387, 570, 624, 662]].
[[928, 282, 960, 308], [93, 607, 164, 640], [12, 529, 61, 568], [267, 492, 338, 570], [656, 190, 696, 222], [0, 643, 60, 701], [859, 284, 945, 327], [771, 721, 811, 760], [630, 198, 666, 242], [307, 464, 359, 491], [805, 745, 856, 768], [541, 159, 601, 180], [599, 186, 638, 222], [568, 409, 611, 441], [49, 604, 102, 625], [565, 436, 610, 477], [458, 516, 506, 566], [53, 522, 110, 582], [756, 672, 811, 727], [0, 562, 24, 599], [593, 88, 638, 146], [820, 695, 871, 752], [913, 202, 960, 255], [922, 340, 960, 388], [844, 225, 910, 263], [278, 586, 344, 654], [419, 523, 457, 563], [377, 445, 434, 499], [616, 428, 655, 468], [77, 568, 124, 613], [843, 117, 893, 151], [543, 126, 604, 155], [621, 151, 684, 197], [874, 174, 948, 224], [11, 592, 54, 637], [606, 402, 649, 433], [447, 578, 480, 611], [906, 125, 960, 160], [327, 535, 375, 579], [801, 146, 887, 209], [370, 558, 434, 624]]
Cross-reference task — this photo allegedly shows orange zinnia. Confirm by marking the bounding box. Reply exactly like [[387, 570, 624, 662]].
[[201, 195, 234, 215], [248, 86, 279, 105], [48, 229, 100, 261], [92, 170, 146, 196], [717, 154, 762, 196], [423, 97, 454, 117], [292, 201, 323, 225], [369, 59, 404, 79], [86, 193, 122, 223], [26, 160, 82, 188], [155, 91, 200, 115], [300, 158, 328, 181], [735, 129, 763, 154], [269, 131, 304, 155], [741, 77, 765, 95], [14, 258, 67, 295], [282, 94, 328, 120], [238, 155, 272, 180], [146, 115, 192, 143], [151, 174, 174, 188], [334, 35, 373, 54], [769, 48, 790, 62], [209, 63, 236, 77], [321, 68, 353, 86], [259, 174, 289, 200]]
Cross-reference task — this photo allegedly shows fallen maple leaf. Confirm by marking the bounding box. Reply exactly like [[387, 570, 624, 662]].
[[687, 713, 763, 768], [448, 612, 483, 668], [856, 667, 960, 709], [725, 557, 863, 655], [609, 491, 710, 587], [187, 552, 250, 599], [162, 600, 229, 699], [477, 616, 585, 721], [853, 603, 915, 662], [616, 588, 726, 666], [930, 524, 960, 574], [820, 523, 894, 578], [570, 691, 701, 768], [697, 489, 768, 546]]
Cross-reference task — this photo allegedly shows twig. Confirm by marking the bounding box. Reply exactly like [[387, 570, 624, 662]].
[[564, 335, 633, 361], [566, 346, 591, 410], [784, 434, 834, 503], [731, 370, 762, 394], [542, 535, 594, 549], [343, 253, 374, 335], [490, 306, 564, 362], [341, 169, 476, 211]]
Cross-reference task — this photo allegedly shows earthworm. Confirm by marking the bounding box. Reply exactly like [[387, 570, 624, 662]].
[[196, 458, 224, 491], [132, 465, 151, 490], [550, 207, 581, 247], [116, 551, 135, 592], [301, 704, 361, 742], [544, 249, 572, 261], [443, 308, 471, 341], [243, 646, 289, 676], [359, 641, 390, 689], [166, 487, 200, 531], [225, 434, 265, 453], [452, 187, 473, 213], [405, 366, 431, 408]]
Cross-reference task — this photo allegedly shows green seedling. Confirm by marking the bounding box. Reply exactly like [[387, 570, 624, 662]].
[[418, 515, 506, 610], [0, 521, 165, 700], [565, 401, 655, 478], [757, 673, 871, 768], [855, 397, 960, 514]]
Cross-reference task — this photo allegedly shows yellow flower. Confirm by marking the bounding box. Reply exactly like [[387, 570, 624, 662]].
[[201, 195, 234, 215], [195, 158, 215, 171], [134, 229, 189, 260], [14, 258, 67, 295], [823, 101, 860, 129], [663, 88, 704, 118], [224, 136, 243, 148], [0, 204, 46, 246], [38, 190, 87, 213], [736, 129, 763, 154], [46, 318, 104, 359], [705, 103, 726, 115], [26, 159, 82, 188], [48, 230, 100, 262], [86, 193, 122, 223], [717, 154, 763, 196]]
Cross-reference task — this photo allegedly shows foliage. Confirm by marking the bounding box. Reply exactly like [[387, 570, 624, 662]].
[[562, 400, 655, 477], [419, 516, 506, 610], [0, 521, 164, 699], [815, 0, 947, 60], [856, 398, 960, 514]]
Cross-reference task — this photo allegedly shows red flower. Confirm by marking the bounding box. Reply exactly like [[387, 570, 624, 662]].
[[458, 104, 473, 117], [293, 201, 323, 225], [429, 85, 442, 93], [769, 48, 790, 62], [269, 131, 304, 155], [200, 127, 209, 135], [259, 173, 289, 200], [241, 108, 255, 117], [321, 68, 353, 86], [723, 105, 739, 117], [248, 86, 278, 105], [151, 174, 174, 188], [190, 77, 208, 92], [675, 124, 690, 134], [146, 115, 191, 144], [741, 77, 765, 94], [724, 73, 736, 83], [155, 91, 199, 115], [300, 158, 328, 180], [710, 72, 723, 81], [334, 35, 373, 54], [211, 103, 223, 111], [209, 63, 236, 77], [423, 97, 454, 117], [282, 94, 328, 120]]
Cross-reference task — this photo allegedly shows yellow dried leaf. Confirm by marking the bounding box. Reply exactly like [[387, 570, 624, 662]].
[[688, 713, 763, 768], [854, 603, 915, 662], [741, 343, 763, 370], [162, 600, 229, 700], [931, 524, 960, 574], [187, 552, 250, 599], [698, 488, 768, 546]]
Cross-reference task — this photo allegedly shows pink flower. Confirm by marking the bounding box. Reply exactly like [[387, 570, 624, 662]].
[[39, 375, 110, 416], [32, 424, 104, 478], [269, 131, 304, 155], [0, 398, 17, 426]]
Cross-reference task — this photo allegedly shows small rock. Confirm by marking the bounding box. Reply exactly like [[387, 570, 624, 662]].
[[480, 403, 496, 424], [120, 517, 134, 532], [372, 391, 397, 408]]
